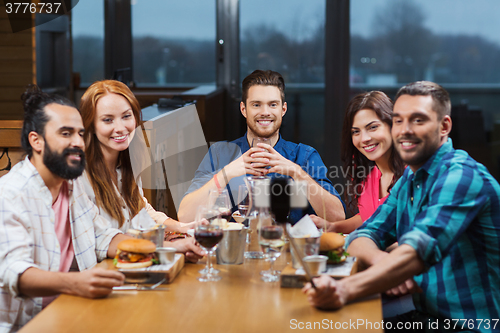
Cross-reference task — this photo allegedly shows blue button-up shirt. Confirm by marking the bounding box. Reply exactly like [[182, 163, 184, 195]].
[[184, 133, 344, 223], [348, 139, 500, 329]]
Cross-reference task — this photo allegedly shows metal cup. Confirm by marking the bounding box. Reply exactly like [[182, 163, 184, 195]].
[[131, 225, 166, 247], [156, 247, 176, 264], [303, 255, 328, 276], [216, 227, 248, 265], [290, 236, 320, 269]]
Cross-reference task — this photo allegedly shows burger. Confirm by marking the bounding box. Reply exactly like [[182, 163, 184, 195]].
[[114, 238, 157, 269], [319, 232, 348, 264]]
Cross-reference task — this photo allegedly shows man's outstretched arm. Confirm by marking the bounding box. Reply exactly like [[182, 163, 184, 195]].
[[293, 169, 345, 221], [303, 244, 425, 309]]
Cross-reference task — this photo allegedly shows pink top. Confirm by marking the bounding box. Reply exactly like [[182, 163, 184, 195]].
[[358, 166, 388, 222], [43, 181, 74, 308]]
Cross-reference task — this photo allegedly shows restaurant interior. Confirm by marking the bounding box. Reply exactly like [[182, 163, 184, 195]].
[[1, 1, 500, 332]]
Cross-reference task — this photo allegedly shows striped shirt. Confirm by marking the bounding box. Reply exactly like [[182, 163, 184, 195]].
[[0, 157, 121, 332], [348, 139, 500, 332]]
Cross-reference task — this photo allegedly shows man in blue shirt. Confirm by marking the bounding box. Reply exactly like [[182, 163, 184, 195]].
[[304, 81, 500, 332], [178, 70, 345, 223]]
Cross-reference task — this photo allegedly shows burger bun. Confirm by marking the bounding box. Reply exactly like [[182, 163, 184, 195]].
[[319, 232, 345, 252], [117, 238, 156, 254], [115, 260, 153, 269]]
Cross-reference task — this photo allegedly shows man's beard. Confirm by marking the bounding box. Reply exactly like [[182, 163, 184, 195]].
[[43, 141, 86, 180], [247, 117, 281, 139], [395, 133, 441, 169]]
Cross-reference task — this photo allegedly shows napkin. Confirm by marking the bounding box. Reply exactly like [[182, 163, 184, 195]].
[[130, 208, 157, 229], [287, 214, 321, 238]]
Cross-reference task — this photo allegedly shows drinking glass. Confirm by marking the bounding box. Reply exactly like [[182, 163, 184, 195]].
[[243, 176, 268, 259], [258, 213, 274, 277], [237, 184, 249, 219], [206, 191, 229, 274], [205, 191, 229, 274], [258, 219, 284, 282], [208, 189, 232, 222], [251, 137, 270, 148], [252, 137, 272, 176], [195, 206, 220, 276], [195, 207, 223, 282]]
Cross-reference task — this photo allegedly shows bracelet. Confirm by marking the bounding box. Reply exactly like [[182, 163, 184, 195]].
[[213, 174, 222, 190]]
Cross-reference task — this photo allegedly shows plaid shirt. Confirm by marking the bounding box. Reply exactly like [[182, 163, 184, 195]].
[[0, 158, 121, 332], [348, 139, 500, 331], [80, 170, 162, 232]]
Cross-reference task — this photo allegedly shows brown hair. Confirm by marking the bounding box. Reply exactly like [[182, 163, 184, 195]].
[[241, 70, 285, 105], [79, 80, 145, 227], [341, 91, 405, 212], [395, 81, 451, 119]]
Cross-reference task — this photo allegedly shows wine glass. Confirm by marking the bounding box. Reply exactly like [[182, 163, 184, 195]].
[[237, 184, 249, 219], [258, 219, 285, 282], [195, 207, 223, 282], [195, 206, 220, 276], [208, 189, 232, 223]]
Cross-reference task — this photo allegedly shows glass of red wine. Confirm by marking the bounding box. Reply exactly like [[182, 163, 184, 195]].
[[258, 219, 285, 282], [208, 189, 232, 222], [195, 207, 223, 282], [195, 206, 221, 277]]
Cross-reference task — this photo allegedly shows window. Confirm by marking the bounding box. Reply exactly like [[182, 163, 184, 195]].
[[72, 0, 104, 85], [240, 0, 326, 154], [351, 0, 500, 179], [351, 0, 500, 85], [131, 0, 216, 86]]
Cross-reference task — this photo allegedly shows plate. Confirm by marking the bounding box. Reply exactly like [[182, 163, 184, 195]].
[[117, 254, 184, 284], [118, 270, 166, 284]]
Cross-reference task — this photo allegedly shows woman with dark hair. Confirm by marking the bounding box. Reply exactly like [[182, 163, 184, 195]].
[[79, 80, 203, 260], [312, 91, 405, 233]]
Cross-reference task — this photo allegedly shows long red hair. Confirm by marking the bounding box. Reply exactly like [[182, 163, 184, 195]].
[[80, 80, 145, 227]]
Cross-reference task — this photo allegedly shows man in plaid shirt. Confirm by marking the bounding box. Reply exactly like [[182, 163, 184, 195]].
[[0, 86, 129, 332], [304, 81, 500, 332]]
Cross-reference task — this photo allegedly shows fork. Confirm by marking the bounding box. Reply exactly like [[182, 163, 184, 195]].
[[113, 278, 168, 291]]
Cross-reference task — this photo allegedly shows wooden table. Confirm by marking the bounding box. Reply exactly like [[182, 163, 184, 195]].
[[19, 255, 383, 333]]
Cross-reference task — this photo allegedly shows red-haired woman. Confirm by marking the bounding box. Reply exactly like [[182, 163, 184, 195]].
[[79, 80, 203, 260], [312, 91, 405, 234]]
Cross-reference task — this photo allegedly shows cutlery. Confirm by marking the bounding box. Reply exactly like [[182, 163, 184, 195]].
[[113, 278, 168, 291]]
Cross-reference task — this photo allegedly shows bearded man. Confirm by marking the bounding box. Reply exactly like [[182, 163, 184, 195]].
[[0, 85, 129, 332], [178, 70, 345, 223], [304, 81, 500, 333]]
